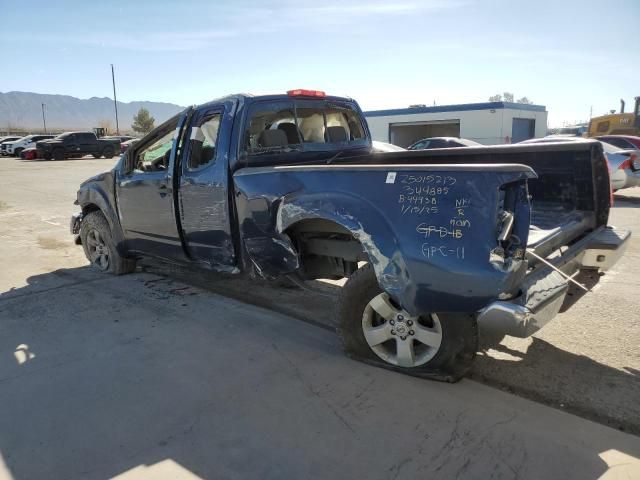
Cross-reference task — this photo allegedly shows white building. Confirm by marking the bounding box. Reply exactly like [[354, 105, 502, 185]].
[[364, 102, 548, 147]]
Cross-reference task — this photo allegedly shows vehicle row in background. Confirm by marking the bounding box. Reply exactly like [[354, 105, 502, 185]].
[[3, 134, 55, 156], [0, 132, 139, 160], [0, 136, 23, 156], [521, 136, 640, 191]]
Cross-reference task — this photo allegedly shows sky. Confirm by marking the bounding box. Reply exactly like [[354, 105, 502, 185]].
[[1, 0, 638, 126]]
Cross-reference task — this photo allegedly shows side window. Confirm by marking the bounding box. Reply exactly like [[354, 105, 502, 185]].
[[596, 121, 610, 133], [133, 129, 175, 174], [187, 113, 221, 170]]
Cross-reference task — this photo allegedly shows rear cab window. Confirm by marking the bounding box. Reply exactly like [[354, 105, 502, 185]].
[[243, 98, 367, 164]]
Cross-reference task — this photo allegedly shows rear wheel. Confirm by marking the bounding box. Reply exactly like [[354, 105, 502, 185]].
[[92, 153, 102, 159], [53, 148, 65, 160], [80, 211, 136, 275], [102, 145, 115, 158], [337, 264, 477, 382]]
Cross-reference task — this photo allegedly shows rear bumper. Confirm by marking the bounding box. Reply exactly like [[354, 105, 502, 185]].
[[478, 227, 630, 338]]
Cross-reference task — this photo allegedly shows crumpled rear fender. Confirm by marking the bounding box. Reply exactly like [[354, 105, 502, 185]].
[[233, 164, 535, 315]]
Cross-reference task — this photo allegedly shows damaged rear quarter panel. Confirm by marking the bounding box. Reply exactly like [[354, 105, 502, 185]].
[[233, 164, 535, 315]]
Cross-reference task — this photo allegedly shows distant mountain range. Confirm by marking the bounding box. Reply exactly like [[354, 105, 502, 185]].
[[0, 91, 184, 133]]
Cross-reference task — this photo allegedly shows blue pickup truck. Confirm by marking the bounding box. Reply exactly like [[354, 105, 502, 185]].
[[71, 89, 629, 381]]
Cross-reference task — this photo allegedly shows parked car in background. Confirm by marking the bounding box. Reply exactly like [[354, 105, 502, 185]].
[[103, 135, 135, 143], [4, 134, 55, 157], [407, 137, 482, 150], [0, 136, 23, 156], [595, 135, 640, 151], [547, 125, 588, 137], [20, 147, 39, 160], [36, 132, 121, 160], [120, 138, 139, 154], [520, 136, 639, 191], [372, 140, 405, 152]]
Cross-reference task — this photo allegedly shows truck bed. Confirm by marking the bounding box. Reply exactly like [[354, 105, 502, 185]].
[[343, 140, 611, 263]]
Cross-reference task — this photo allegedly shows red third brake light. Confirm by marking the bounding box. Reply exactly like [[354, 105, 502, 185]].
[[287, 89, 326, 98]]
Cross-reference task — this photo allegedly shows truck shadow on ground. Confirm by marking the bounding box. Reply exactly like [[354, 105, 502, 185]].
[[131, 261, 640, 436], [1, 265, 639, 479]]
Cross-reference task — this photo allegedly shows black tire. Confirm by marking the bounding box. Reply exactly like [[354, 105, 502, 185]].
[[14, 148, 23, 157], [80, 211, 136, 275], [92, 153, 102, 159], [102, 145, 115, 158], [53, 148, 65, 160], [336, 263, 477, 382]]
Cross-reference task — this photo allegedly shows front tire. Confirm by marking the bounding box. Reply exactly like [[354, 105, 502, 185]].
[[14, 148, 23, 157], [80, 211, 136, 275], [336, 264, 477, 382]]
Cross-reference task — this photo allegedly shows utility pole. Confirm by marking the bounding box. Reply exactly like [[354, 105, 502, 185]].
[[111, 64, 120, 135], [41, 103, 47, 133]]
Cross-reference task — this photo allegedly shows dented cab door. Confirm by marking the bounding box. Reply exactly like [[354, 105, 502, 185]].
[[177, 101, 237, 270]]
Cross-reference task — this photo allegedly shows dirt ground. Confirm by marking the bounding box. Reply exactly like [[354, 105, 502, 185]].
[[1, 154, 638, 436]]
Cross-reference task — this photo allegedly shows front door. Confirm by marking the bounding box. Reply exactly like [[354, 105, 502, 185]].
[[116, 113, 189, 260], [178, 104, 236, 268]]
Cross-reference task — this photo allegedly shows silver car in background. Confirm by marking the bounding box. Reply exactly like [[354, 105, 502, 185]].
[[520, 136, 640, 191]]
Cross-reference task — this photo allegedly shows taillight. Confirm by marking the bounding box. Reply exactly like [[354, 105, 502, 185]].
[[618, 153, 636, 170]]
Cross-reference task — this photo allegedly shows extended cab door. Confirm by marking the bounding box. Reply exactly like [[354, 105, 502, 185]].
[[115, 112, 190, 260], [64, 133, 79, 154], [177, 103, 236, 268]]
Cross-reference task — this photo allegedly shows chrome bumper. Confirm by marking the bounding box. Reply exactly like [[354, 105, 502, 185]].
[[478, 227, 630, 338]]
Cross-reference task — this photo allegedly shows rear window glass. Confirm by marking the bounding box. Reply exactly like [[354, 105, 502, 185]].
[[245, 100, 366, 155]]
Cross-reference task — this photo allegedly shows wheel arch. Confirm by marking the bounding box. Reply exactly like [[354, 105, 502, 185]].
[[78, 187, 127, 255], [274, 193, 409, 295]]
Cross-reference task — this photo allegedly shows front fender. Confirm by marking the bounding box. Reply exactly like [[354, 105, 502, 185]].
[[76, 172, 126, 254]]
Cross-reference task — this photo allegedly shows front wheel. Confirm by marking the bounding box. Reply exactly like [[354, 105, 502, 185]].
[[80, 211, 136, 275], [336, 264, 477, 382], [14, 148, 23, 157]]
